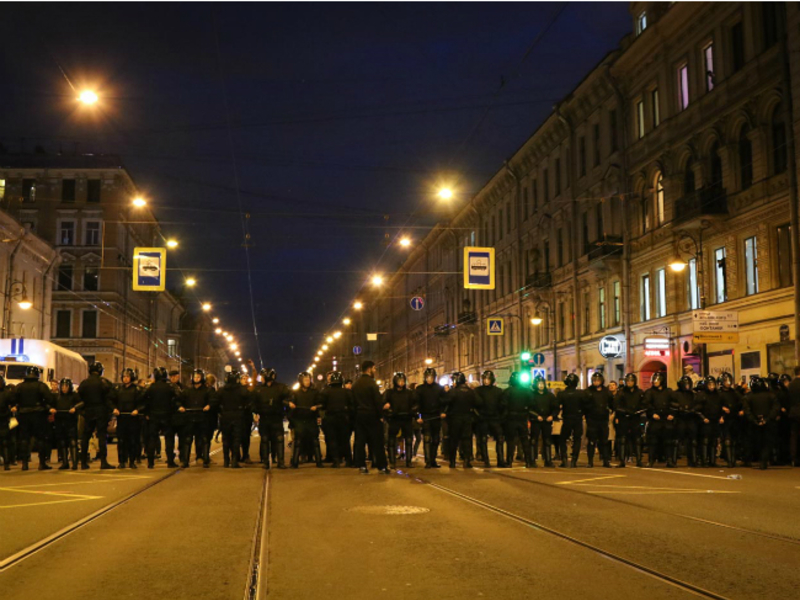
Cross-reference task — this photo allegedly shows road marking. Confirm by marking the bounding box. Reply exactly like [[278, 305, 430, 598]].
[[587, 490, 741, 495], [558, 475, 626, 485], [0, 487, 103, 510], [62, 471, 150, 479], [629, 467, 733, 480], [0, 499, 103, 509], [1, 477, 152, 489]]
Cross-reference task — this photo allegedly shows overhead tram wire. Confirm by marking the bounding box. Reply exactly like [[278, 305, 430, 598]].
[[213, 13, 263, 370]]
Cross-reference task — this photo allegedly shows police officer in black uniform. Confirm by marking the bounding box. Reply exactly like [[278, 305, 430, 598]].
[[383, 372, 418, 469], [696, 375, 725, 467], [416, 367, 446, 469], [503, 372, 534, 468], [352, 361, 389, 474], [289, 371, 323, 468], [53, 378, 82, 470], [558, 373, 585, 468], [115, 368, 143, 469], [77, 362, 118, 470], [718, 372, 743, 468], [318, 371, 353, 468], [585, 372, 613, 468], [142, 367, 179, 469], [671, 375, 701, 467], [0, 376, 13, 470], [788, 366, 800, 467], [441, 372, 476, 469], [178, 369, 214, 468], [11, 366, 56, 470], [614, 373, 645, 467], [644, 372, 675, 468], [530, 375, 558, 468], [213, 369, 251, 468], [252, 368, 291, 470], [474, 370, 506, 468], [744, 376, 780, 470]]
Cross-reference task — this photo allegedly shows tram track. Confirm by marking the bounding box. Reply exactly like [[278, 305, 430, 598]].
[[244, 468, 271, 600]]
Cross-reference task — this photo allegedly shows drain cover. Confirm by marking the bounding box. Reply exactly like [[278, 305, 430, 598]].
[[347, 505, 430, 515]]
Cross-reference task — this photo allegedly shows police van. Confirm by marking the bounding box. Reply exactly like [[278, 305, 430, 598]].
[[0, 338, 88, 386]]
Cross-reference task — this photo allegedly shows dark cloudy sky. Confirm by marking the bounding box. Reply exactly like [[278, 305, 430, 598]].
[[1, 2, 630, 376]]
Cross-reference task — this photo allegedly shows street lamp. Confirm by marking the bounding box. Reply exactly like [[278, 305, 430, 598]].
[[185, 277, 197, 287], [399, 237, 411, 248], [530, 315, 543, 326], [669, 259, 688, 273], [353, 301, 363, 310], [78, 90, 98, 105], [166, 239, 179, 249], [326, 336, 333, 343], [17, 294, 32, 310], [370, 275, 383, 287], [438, 187, 454, 200], [132, 197, 147, 208], [333, 331, 342, 339], [212, 317, 219, 324], [215, 328, 222, 334], [425, 358, 433, 365], [202, 302, 212, 311], [322, 344, 329, 351], [343, 317, 351, 325]]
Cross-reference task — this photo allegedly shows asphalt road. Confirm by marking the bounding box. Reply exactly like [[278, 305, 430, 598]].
[[1, 438, 799, 600]]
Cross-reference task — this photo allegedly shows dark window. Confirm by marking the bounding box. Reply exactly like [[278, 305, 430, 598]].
[[84, 266, 99, 291], [62, 179, 76, 203], [87, 179, 101, 203], [641, 194, 651, 234], [772, 104, 788, 175], [497, 209, 503, 240], [523, 186, 529, 219], [82, 311, 98, 338], [532, 179, 538, 210], [684, 158, 696, 195], [732, 22, 745, 72], [582, 211, 590, 254], [554, 158, 561, 196], [609, 109, 618, 152], [57, 265, 74, 291], [55, 310, 71, 338], [506, 201, 511, 233], [490, 216, 496, 245], [777, 224, 793, 288], [710, 142, 723, 187], [22, 179, 36, 202], [583, 291, 591, 335], [739, 125, 753, 190], [762, 3, 781, 48], [579, 136, 586, 177], [557, 228, 564, 266], [543, 169, 550, 202], [543, 241, 550, 272], [596, 202, 604, 241], [593, 124, 601, 166]]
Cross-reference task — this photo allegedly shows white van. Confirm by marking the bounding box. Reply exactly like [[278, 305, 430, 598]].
[[0, 338, 88, 386]]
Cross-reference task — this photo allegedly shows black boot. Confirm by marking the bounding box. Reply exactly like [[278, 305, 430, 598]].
[[388, 443, 397, 469], [480, 438, 490, 468], [463, 441, 473, 469], [560, 445, 568, 468], [423, 440, 432, 468], [100, 458, 116, 470], [314, 440, 324, 468], [38, 456, 52, 471], [587, 443, 595, 468], [496, 439, 506, 468], [570, 456, 578, 468], [617, 437, 626, 468], [276, 442, 287, 469], [59, 444, 70, 470], [666, 442, 677, 468], [405, 437, 414, 467], [635, 439, 644, 467], [290, 444, 300, 469], [544, 445, 554, 468], [647, 443, 657, 467], [708, 441, 718, 468], [725, 441, 735, 468]]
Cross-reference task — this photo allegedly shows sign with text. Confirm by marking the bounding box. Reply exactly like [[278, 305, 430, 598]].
[[598, 335, 623, 359], [643, 336, 670, 358], [132, 247, 166, 291], [463, 246, 495, 290]]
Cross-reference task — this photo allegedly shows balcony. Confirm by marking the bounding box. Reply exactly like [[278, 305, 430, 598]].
[[457, 311, 477, 325], [525, 271, 552, 289], [434, 323, 456, 337], [588, 235, 623, 261], [674, 185, 727, 226]]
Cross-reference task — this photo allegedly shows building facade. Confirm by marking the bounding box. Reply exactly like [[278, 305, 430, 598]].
[[355, 2, 800, 388]]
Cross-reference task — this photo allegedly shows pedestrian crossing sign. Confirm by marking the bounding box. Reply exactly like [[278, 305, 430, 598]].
[[487, 318, 504, 336]]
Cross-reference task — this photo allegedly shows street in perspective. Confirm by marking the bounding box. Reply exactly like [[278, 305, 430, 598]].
[[2, 2, 800, 599]]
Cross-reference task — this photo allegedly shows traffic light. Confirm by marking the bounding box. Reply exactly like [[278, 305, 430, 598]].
[[519, 371, 531, 384], [520, 351, 532, 362]]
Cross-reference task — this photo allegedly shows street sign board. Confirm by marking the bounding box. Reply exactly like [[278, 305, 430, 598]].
[[532, 352, 545, 366], [352, 346, 362, 355], [692, 310, 739, 333], [410, 296, 425, 311], [487, 318, 504, 336], [532, 367, 546, 380], [693, 332, 740, 344], [133, 247, 166, 291], [546, 381, 566, 391], [644, 336, 670, 357], [598, 335, 623, 359], [464, 246, 495, 290]]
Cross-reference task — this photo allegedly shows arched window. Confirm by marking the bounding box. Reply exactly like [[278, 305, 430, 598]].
[[641, 193, 650, 234], [739, 124, 753, 189], [710, 141, 723, 188], [654, 172, 665, 226], [772, 104, 787, 174], [684, 158, 695, 195]]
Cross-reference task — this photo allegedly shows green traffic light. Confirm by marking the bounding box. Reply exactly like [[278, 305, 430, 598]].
[[520, 351, 532, 362], [519, 372, 531, 384]]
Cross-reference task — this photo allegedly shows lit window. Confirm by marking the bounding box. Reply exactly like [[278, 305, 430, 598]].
[[0, 179, 5, 201], [636, 100, 645, 139], [652, 89, 660, 127], [703, 42, 715, 91], [655, 173, 665, 226], [599, 287, 606, 330], [641, 274, 651, 321], [744, 236, 759, 296], [636, 11, 647, 36], [688, 258, 700, 310], [678, 64, 689, 111], [613, 281, 621, 326], [714, 247, 727, 303], [656, 268, 667, 318]]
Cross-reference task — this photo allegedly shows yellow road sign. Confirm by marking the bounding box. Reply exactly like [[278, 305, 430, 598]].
[[464, 246, 495, 290], [133, 247, 167, 291], [693, 332, 739, 344]]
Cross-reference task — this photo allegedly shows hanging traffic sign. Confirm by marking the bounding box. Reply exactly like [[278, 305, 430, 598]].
[[352, 346, 363, 355], [532, 368, 546, 381], [410, 296, 425, 311], [531, 352, 545, 366], [487, 318, 504, 336], [464, 246, 495, 290], [132, 247, 166, 291]]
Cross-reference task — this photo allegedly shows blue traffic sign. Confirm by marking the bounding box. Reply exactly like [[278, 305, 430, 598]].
[[532, 352, 545, 366], [410, 296, 425, 311], [532, 368, 546, 380], [352, 346, 363, 356]]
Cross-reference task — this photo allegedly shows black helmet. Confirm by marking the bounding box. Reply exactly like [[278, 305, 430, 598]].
[[225, 370, 242, 385], [329, 371, 344, 386], [59, 377, 73, 393], [624, 372, 638, 386], [261, 368, 277, 383], [297, 371, 312, 386], [750, 376, 766, 393], [392, 372, 407, 388], [767, 372, 780, 390], [509, 371, 520, 387], [651, 372, 665, 388], [153, 367, 168, 382], [718, 371, 734, 387], [779, 373, 792, 388], [121, 368, 136, 383], [677, 376, 694, 391], [703, 375, 717, 389], [25, 366, 41, 379], [451, 372, 466, 386], [88, 361, 104, 375], [591, 371, 605, 385], [0, 374, 5, 388], [192, 369, 206, 384], [423, 367, 437, 381], [564, 373, 579, 389], [482, 370, 496, 385]]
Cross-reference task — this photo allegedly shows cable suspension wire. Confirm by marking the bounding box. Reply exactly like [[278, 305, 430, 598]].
[[213, 13, 263, 369]]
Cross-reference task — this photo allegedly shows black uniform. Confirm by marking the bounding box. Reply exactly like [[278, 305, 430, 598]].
[[474, 384, 506, 467], [0, 384, 13, 469], [383, 386, 418, 468], [318, 385, 353, 467], [744, 390, 780, 469], [788, 378, 800, 466], [584, 385, 614, 467], [416, 382, 447, 467], [142, 379, 180, 468], [442, 383, 477, 468], [645, 386, 675, 467], [11, 377, 55, 469], [115, 383, 143, 468], [696, 387, 725, 466], [77, 374, 117, 468], [212, 381, 251, 468], [352, 374, 388, 471], [178, 384, 214, 467], [54, 390, 83, 470], [252, 381, 291, 469], [503, 385, 534, 467], [558, 387, 586, 467], [719, 384, 744, 467], [614, 386, 645, 466], [530, 387, 559, 467], [289, 386, 322, 468]]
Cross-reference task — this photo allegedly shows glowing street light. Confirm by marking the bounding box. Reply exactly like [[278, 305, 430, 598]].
[[79, 90, 98, 105], [530, 315, 543, 326], [226, 334, 233, 341], [353, 301, 363, 310], [230, 343, 238, 350], [202, 302, 212, 311], [425, 358, 433, 365], [314, 357, 319, 362], [166, 239, 179, 249], [333, 331, 342, 339], [399, 237, 411, 248], [438, 187, 454, 200], [317, 350, 323, 356], [669, 259, 688, 273], [326, 336, 333, 343], [371, 275, 384, 287], [17, 295, 32, 310], [212, 317, 219, 324], [185, 277, 197, 287], [343, 317, 351, 325], [235, 351, 241, 357], [322, 344, 329, 351], [132, 197, 147, 208], [215, 328, 222, 334]]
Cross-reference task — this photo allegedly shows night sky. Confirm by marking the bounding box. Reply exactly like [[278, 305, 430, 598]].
[[1, 2, 630, 377]]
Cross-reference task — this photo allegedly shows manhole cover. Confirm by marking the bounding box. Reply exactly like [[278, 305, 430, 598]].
[[347, 505, 430, 515]]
